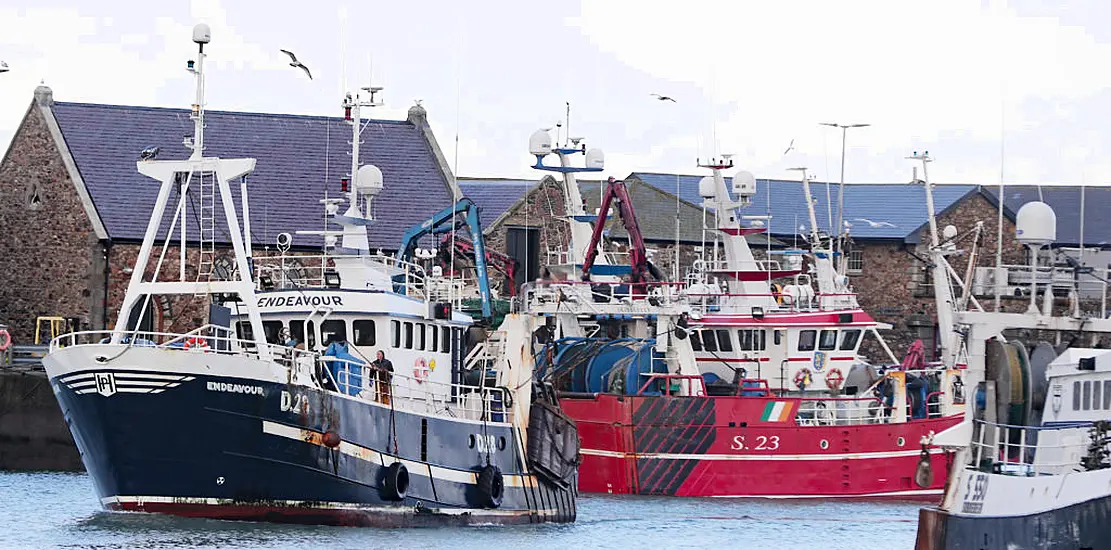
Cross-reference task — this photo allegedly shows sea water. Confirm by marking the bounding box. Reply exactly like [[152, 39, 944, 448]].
[[0, 471, 919, 549]]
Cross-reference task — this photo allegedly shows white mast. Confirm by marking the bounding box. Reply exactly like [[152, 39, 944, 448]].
[[111, 24, 270, 360], [912, 151, 957, 367]]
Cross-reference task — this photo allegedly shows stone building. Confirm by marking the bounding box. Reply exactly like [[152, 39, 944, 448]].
[[0, 86, 459, 343]]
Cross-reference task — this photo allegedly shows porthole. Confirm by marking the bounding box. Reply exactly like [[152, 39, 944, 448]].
[[819, 439, 829, 450], [896, 437, 906, 447]]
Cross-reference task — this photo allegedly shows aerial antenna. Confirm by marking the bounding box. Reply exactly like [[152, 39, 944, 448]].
[[994, 93, 1005, 311], [564, 102, 571, 148]]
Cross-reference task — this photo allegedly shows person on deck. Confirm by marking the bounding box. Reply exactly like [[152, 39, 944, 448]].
[[371, 350, 394, 404]]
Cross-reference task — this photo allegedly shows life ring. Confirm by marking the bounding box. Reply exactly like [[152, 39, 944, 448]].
[[793, 368, 812, 390], [825, 367, 845, 390], [183, 337, 209, 351], [476, 464, 504, 508], [0, 329, 10, 351], [382, 461, 409, 501], [413, 357, 430, 383]]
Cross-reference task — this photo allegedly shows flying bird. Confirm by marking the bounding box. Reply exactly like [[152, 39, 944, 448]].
[[0, 61, 8, 74], [650, 93, 676, 102], [279, 49, 312, 80], [783, 138, 795, 156], [138, 146, 161, 161], [853, 218, 897, 228]]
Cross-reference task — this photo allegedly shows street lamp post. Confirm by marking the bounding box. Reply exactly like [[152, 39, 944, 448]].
[[819, 122, 869, 261]]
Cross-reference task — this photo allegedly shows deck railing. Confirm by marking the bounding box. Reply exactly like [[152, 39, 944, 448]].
[[969, 419, 1096, 476], [50, 329, 511, 423]]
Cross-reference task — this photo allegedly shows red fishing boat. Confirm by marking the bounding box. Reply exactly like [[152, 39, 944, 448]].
[[522, 128, 964, 498]]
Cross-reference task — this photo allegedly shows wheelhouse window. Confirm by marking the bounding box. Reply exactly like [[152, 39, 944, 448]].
[[1105, 381, 1111, 410], [798, 330, 816, 351], [320, 320, 347, 346], [1074, 381, 1081, 410], [690, 331, 703, 352], [430, 325, 439, 352], [404, 322, 414, 349], [1095, 381, 1103, 411], [353, 320, 376, 346], [391, 320, 401, 348], [701, 330, 718, 352], [442, 326, 451, 353], [236, 320, 284, 344], [289, 320, 315, 349], [737, 329, 766, 351], [716, 330, 733, 352], [1083, 381, 1092, 411], [818, 330, 837, 351], [839, 329, 862, 351], [417, 324, 426, 351]]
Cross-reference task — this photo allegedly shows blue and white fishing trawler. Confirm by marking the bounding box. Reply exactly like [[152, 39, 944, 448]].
[[41, 25, 578, 527]]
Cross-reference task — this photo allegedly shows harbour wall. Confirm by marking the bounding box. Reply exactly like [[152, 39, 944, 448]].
[[0, 370, 82, 471]]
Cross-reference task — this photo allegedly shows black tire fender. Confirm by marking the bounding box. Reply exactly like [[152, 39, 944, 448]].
[[383, 461, 409, 501], [476, 464, 504, 508]]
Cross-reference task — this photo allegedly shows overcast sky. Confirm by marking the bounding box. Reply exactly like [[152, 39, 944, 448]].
[[2, 0, 1110, 186]]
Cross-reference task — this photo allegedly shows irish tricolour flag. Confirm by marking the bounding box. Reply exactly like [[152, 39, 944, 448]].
[[760, 401, 796, 422]]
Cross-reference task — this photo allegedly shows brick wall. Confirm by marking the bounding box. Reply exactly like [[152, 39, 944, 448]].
[[0, 103, 100, 343], [849, 192, 1026, 362]]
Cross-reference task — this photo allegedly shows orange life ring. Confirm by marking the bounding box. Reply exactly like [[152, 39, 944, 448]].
[[825, 367, 845, 389], [793, 368, 812, 389], [184, 337, 209, 351], [0, 329, 10, 351], [413, 357, 430, 383]]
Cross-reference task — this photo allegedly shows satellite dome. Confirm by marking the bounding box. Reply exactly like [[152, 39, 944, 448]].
[[585, 148, 604, 170], [355, 165, 383, 195], [732, 170, 756, 196], [1015, 201, 1056, 246], [529, 129, 552, 156], [942, 225, 958, 240], [698, 176, 715, 198]]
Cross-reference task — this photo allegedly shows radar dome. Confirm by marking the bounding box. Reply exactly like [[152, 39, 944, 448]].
[[355, 165, 383, 195], [529, 129, 552, 156], [1015, 201, 1056, 246], [732, 170, 757, 196], [192, 23, 211, 44], [585, 148, 604, 170], [942, 225, 958, 240], [698, 176, 715, 198]]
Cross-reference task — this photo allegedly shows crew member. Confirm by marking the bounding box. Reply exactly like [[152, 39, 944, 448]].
[[372, 350, 394, 404]]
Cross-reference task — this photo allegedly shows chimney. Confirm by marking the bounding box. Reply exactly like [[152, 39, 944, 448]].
[[407, 102, 427, 126], [34, 85, 54, 107]]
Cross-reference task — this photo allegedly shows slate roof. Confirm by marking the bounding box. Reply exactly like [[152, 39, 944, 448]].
[[51, 102, 453, 250], [631, 172, 978, 241], [460, 176, 781, 247], [457, 178, 534, 230], [984, 186, 1111, 247]]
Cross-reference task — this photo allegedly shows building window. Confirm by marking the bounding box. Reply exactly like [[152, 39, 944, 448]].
[[847, 249, 864, 273], [353, 320, 375, 346], [798, 330, 816, 351], [818, 330, 838, 351]]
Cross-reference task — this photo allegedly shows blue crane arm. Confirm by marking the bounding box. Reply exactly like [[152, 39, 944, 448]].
[[396, 198, 493, 320]]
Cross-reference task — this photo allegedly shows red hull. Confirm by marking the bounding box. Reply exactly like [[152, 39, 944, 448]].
[[562, 394, 958, 498]]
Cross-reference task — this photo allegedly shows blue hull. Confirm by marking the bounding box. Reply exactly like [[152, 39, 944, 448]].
[[48, 367, 576, 526], [917, 497, 1111, 550]]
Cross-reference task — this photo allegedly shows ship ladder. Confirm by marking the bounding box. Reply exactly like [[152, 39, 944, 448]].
[[196, 170, 217, 290]]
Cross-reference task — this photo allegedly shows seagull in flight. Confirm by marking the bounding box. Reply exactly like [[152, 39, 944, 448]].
[[783, 138, 795, 156], [0, 61, 8, 74], [853, 218, 897, 228], [279, 49, 312, 80], [650, 93, 676, 102]]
